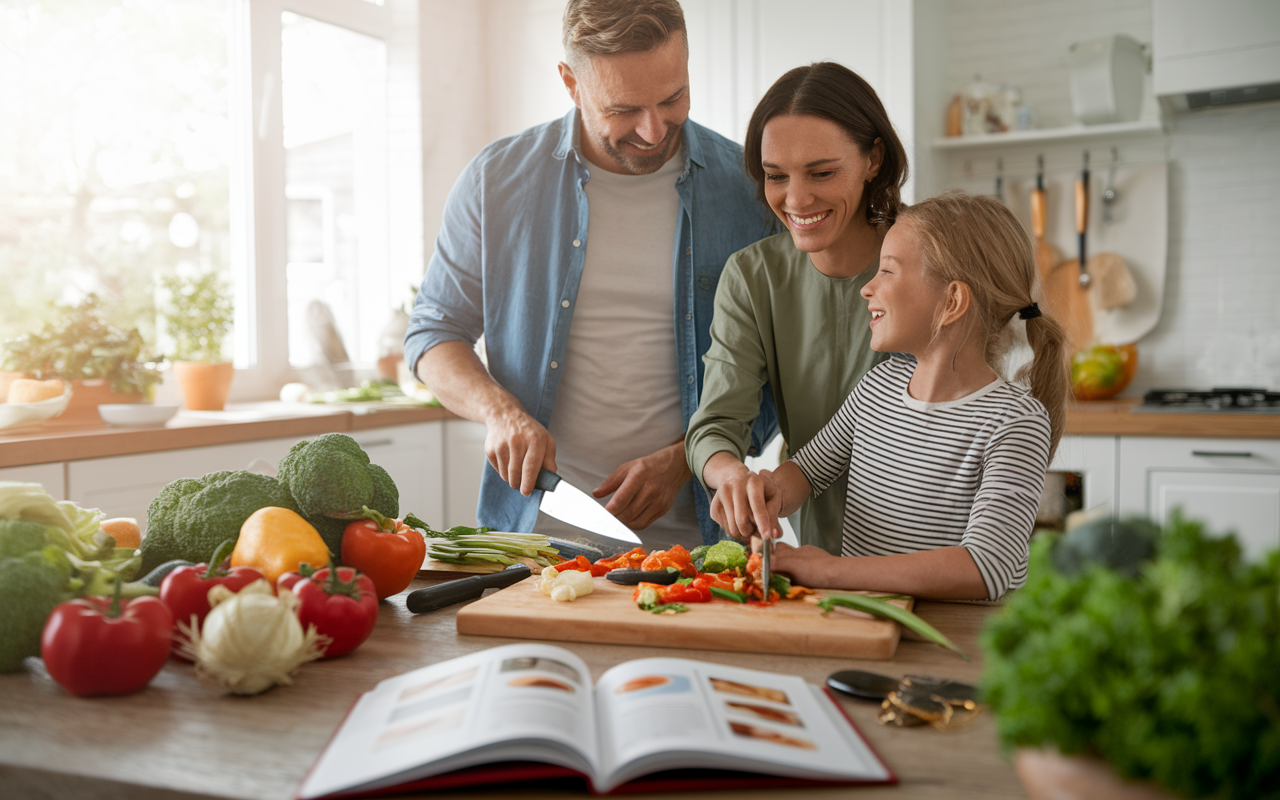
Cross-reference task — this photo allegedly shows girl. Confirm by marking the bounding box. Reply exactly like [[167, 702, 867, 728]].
[[716, 191, 1069, 601]]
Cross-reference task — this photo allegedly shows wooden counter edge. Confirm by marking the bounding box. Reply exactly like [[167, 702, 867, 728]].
[[0, 405, 462, 468], [1066, 398, 1280, 438]]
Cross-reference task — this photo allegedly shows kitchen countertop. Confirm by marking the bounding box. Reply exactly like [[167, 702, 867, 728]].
[[0, 402, 462, 469], [1066, 398, 1280, 438], [0, 577, 1022, 800], [2, 397, 1276, 471]]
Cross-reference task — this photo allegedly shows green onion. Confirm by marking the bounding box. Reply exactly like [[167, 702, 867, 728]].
[[817, 593, 968, 660], [710, 586, 747, 603]]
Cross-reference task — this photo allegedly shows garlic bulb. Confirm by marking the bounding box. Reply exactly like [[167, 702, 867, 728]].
[[186, 579, 326, 696]]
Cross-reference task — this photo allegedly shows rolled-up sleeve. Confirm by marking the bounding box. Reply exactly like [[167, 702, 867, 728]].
[[405, 159, 486, 378]]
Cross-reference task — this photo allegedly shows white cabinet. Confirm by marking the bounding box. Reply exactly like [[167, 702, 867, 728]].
[[67, 437, 300, 529], [1118, 437, 1280, 561], [63, 422, 447, 532], [442, 419, 487, 530], [0, 463, 65, 499], [1050, 434, 1118, 511]]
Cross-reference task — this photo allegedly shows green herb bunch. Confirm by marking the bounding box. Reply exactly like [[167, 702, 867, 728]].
[[158, 269, 233, 363], [980, 513, 1280, 799], [1, 295, 163, 397]]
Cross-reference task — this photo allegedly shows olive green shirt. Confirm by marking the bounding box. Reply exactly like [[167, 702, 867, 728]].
[[687, 232, 887, 554]]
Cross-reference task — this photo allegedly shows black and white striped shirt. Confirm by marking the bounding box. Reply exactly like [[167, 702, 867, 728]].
[[791, 356, 1051, 600]]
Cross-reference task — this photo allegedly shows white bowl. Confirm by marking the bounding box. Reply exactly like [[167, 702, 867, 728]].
[[98, 403, 180, 427], [0, 385, 73, 430]]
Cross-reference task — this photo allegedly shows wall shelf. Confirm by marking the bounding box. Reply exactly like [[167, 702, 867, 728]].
[[932, 120, 1166, 151]]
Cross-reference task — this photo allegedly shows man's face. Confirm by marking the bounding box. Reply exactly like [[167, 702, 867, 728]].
[[559, 35, 690, 175]]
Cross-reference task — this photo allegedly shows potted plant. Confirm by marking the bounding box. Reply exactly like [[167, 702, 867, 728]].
[[1, 295, 164, 420], [158, 268, 235, 411], [980, 514, 1280, 800]]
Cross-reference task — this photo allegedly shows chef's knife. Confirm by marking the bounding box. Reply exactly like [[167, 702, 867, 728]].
[[405, 564, 532, 614], [760, 534, 773, 599], [535, 468, 641, 545]]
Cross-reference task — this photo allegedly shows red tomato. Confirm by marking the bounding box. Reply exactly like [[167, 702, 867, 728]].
[[159, 539, 267, 657], [291, 566, 379, 658], [41, 592, 173, 697], [340, 513, 426, 601]]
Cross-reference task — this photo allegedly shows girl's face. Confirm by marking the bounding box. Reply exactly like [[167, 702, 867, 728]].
[[861, 221, 948, 354], [760, 114, 882, 257]]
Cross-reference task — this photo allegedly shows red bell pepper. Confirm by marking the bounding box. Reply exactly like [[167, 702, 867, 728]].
[[159, 539, 267, 657], [41, 576, 173, 697], [340, 507, 426, 600], [554, 555, 611, 577], [289, 565, 378, 658]]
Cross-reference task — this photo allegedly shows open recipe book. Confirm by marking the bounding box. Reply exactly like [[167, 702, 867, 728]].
[[298, 643, 895, 798]]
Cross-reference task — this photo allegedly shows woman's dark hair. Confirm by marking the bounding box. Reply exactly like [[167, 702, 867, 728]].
[[743, 62, 908, 229]]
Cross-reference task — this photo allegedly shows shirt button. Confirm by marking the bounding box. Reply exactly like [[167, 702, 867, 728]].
[[687, 375, 695, 384], [685, 313, 692, 321], [572, 239, 581, 247], [686, 247, 691, 255], [550, 361, 559, 370], [561, 300, 570, 308]]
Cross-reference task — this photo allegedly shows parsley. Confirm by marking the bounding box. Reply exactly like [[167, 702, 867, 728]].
[[981, 512, 1280, 799]]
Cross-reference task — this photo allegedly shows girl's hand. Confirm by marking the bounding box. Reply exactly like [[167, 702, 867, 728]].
[[709, 469, 783, 542], [770, 542, 839, 587]]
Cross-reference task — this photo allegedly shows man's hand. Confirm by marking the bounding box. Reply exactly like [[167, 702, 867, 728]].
[[594, 441, 691, 530], [709, 469, 783, 542], [486, 407, 557, 496]]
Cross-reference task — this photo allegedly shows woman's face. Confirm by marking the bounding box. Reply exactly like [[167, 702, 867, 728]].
[[760, 114, 882, 257], [861, 221, 947, 354]]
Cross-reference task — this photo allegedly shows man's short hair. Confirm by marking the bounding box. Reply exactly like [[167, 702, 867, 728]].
[[562, 0, 687, 71]]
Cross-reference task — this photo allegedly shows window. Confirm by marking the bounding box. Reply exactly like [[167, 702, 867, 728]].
[[0, 0, 420, 401]]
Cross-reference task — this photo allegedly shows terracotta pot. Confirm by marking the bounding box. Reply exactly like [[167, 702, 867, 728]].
[[1014, 747, 1176, 800], [173, 361, 235, 411], [62, 379, 145, 422]]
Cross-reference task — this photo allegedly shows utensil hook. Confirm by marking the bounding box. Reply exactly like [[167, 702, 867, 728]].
[[1103, 147, 1119, 222], [994, 157, 1004, 202]]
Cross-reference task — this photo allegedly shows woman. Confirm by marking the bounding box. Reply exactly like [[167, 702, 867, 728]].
[[685, 62, 908, 554]]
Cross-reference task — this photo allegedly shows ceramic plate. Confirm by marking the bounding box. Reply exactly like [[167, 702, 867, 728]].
[[98, 403, 180, 427]]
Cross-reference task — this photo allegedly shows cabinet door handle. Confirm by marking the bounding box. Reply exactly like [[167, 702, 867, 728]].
[[1191, 450, 1254, 458], [355, 438, 394, 449]]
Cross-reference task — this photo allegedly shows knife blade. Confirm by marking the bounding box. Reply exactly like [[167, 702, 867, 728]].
[[535, 468, 641, 545], [405, 564, 532, 614], [760, 534, 773, 599]]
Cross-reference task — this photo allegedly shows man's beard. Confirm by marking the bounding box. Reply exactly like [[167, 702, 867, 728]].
[[596, 126, 679, 175]]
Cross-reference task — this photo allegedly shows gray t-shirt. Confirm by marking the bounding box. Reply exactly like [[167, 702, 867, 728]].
[[540, 151, 700, 550]]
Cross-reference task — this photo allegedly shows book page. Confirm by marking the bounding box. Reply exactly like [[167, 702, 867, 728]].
[[593, 658, 890, 792], [298, 644, 600, 799]]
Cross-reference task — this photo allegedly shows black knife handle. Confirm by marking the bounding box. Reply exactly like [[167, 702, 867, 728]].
[[405, 564, 532, 614], [534, 468, 561, 493]]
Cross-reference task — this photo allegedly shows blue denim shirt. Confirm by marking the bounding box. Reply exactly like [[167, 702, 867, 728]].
[[405, 108, 779, 544]]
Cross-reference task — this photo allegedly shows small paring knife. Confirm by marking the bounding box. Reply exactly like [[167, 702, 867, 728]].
[[405, 564, 532, 614]]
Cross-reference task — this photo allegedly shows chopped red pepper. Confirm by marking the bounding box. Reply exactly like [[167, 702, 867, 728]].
[[595, 546, 648, 571], [640, 544, 697, 577]]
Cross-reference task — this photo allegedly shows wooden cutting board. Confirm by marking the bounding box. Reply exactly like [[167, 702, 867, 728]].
[[455, 576, 912, 660]]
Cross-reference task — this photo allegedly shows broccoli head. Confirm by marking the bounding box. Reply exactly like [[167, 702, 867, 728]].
[[0, 531, 73, 672], [276, 433, 399, 557], [140, 470, 299, 573]]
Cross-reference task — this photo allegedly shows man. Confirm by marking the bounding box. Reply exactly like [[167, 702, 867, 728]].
[[405, 0, 777, 550]]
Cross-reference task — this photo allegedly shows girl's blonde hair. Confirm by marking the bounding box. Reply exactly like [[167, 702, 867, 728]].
[[897, 190, 1070, 459]]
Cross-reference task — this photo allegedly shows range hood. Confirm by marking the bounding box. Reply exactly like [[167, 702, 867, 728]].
[[1153, 0, 1280, 111]]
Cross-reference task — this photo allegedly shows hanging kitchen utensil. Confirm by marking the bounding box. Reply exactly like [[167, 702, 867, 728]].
[[1040, 153, 1095, 353], [1102, 147, 1119, 222], [994, 157, 1004, 203], [1030, 155, 1059, 284], [1076, 151, 1091, 288]]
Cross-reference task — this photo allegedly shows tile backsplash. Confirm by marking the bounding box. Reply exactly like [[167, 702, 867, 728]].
[[943, 0, 1280, 393]]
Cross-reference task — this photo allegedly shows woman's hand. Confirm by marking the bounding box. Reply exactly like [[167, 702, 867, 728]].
[[709, 468, 784, 542], [770, 542, 839, 587]]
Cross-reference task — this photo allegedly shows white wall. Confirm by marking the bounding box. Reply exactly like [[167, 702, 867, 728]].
[[937, 0, 1280, 393]]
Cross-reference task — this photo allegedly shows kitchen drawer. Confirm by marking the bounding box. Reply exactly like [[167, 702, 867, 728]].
[[1118, 436, 1280, 560], [0, 462, 65, 499]]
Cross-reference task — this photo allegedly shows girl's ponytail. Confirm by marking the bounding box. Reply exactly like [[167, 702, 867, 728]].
[[1016, 310, 1069, 461]]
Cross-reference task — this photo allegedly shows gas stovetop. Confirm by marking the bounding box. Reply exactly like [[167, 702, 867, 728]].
[[1133, 387, 1280, 414]]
